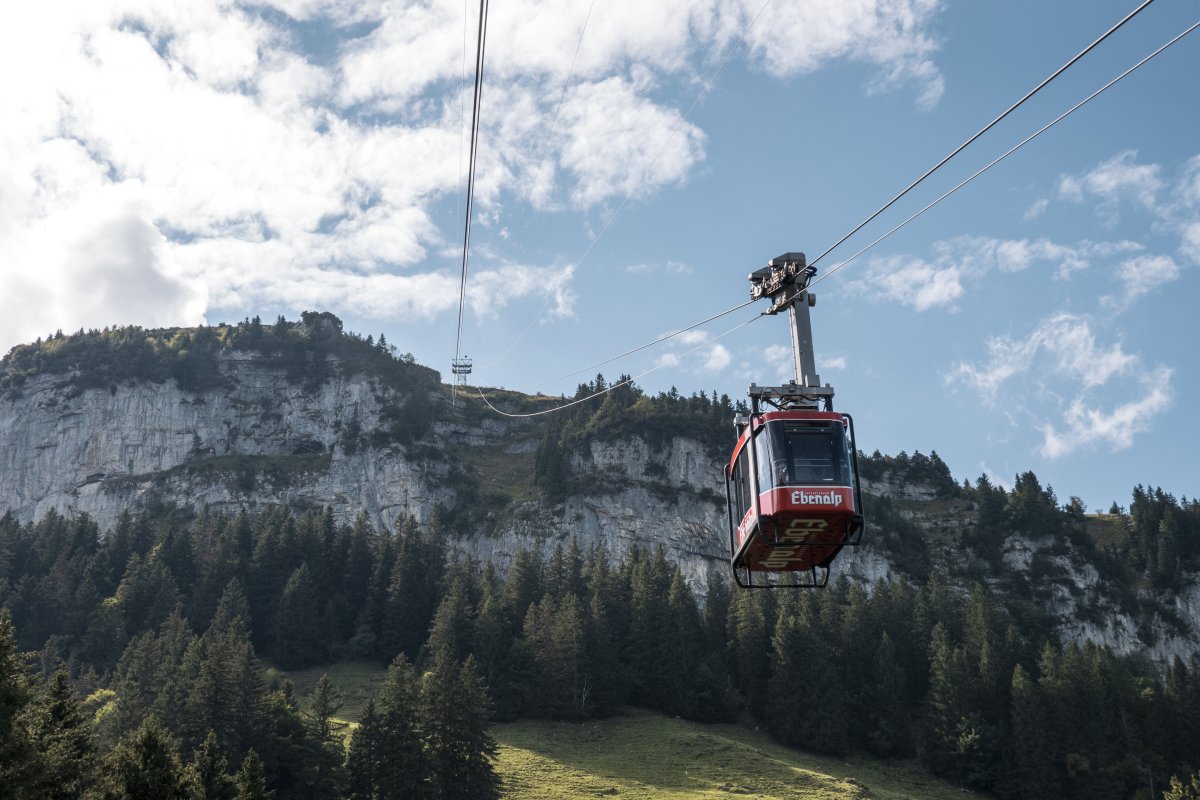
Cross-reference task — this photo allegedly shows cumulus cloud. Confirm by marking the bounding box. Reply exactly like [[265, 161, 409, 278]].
[[1058, 150, 1164, 221], [819, 354, 847, 371], [1039, 366, 1173, 459], [846, 235, 1146, 308], [948, 312, 1172, 459], [1023, 198, 1048, 221], [625, 260, 693, 274], [764, 343, 793, 382], [948, 312, 1135, 400], [0, 184, 206, 347], [654, 329, 732, 374], [0, 0, 946, 352], [1100, 254, 1180, 311]]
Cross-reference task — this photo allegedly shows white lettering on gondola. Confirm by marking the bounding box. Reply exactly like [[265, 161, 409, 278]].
[[790, 489, 844, 505]]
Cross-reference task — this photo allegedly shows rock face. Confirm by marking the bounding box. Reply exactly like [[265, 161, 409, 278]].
[[1, 349, 1197, 664]]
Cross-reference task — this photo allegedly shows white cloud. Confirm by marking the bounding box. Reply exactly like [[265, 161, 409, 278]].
[[1181, 222, 1200, 265], [703, 344, 732, 372], [558, 77, 705, 207], [1058, 150, 1163, 220], [948, 312, 1134, 400], [0, 183, 206, 346], [846, 255, 963, 311], [847, 235, 1145, 307], [1039, 366, 1173, 459], [1023, 198, 1048, 221], [949, 312, 1172, 460], [819, 354, 847, 371], [624, 260, 692, 274], [744, 0, 945, 107], [764, 343, 793, 382], [0, 0, 946, 352], [1101, 254, 1180, 311]]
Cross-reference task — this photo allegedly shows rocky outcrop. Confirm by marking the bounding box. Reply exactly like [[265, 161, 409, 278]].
[[1, 351, 1197, 664]]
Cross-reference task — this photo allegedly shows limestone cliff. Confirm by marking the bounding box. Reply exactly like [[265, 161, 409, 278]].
[[1, 321, 1197, 665]]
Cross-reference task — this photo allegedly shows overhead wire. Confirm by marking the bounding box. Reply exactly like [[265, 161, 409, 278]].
[[809, 16, 1200, 291], [471, 0, 1177, 418], [542, 298, 757, 383], [529, 0, 598, 184], [452, 0, 491, 402], [477, 0, 774, 372], [475, 312, 765, 418], [808, 0, 1158, 268]]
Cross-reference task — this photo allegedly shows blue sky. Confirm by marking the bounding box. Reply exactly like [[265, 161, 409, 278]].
[[1, 0, 1197, 511]]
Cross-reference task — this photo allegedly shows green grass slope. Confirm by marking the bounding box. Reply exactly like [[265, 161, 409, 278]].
[[494, 710, 978, 800], [279, 663, 979, 799]]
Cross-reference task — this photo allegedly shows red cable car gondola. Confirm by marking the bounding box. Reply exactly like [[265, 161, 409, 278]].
[[725, 253, 865, 588], [726, 403, 864, 588]]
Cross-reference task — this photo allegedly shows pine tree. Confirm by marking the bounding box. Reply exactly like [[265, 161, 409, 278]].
[[0, 609, 37, 794], [373, 653, 431, 798], [423, 574, 475, 665], [420, 652, 500, 800], [26, 667, 98, 799], [1006, 664, 1061, 800], [234, 750, 274, 800], [188, 731, 236, 800], [1166, 772, 1200, 800], [346, 700, 382, 800], [305, 674, 348, 797], [101, 717, 192, 800], [727, 590, 770, 714], [272, 564, 325, 669]]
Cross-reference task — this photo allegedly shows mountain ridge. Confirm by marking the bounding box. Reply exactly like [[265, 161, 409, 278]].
[[2, 315, 1198, 665]]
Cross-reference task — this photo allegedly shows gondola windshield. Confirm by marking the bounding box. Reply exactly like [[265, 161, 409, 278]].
[[761, 419, 852, 488]]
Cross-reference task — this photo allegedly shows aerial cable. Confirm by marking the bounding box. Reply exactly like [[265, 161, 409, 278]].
[[475, 312, 765, 418], [540, 298, 757, 383], [452, 0, 490, 402], [529, 0, 598, 183], [478, 0, 774, 372], [475, 14, 1198, 419], [808, 0, 1158, 269], [809, 16, 1200, 291], [456, 0, 469, 232]]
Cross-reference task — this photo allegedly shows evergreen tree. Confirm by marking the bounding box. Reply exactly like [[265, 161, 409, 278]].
[[234, 750, 274, 800], [273, 564, 325, 669], [423, 573, 475, 665], [1006, 664, 1061, 800], [188, 731, 236, 800], [366, 654, 430, 798], [26, 667, 98, 800], [345, 700, 382, 800], [1166, 772, 1200, 800], [0, 609, 37, 795], [304, 674, 347, 797], [419, 652, 500, 800], [727, 589, 770, 714], [101, 717, 191, 800]]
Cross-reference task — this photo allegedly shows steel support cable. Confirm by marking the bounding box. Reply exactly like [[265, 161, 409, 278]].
[[809, 17, 1200, 292], [474, 312, 765, 418], [452, 0, 490, 401], [540, 298, 757, 383], [477, 0, 774, 372], [473, 15, 1200, 420], [808, 0, 1158, 269], [530, 0, 598, 181]]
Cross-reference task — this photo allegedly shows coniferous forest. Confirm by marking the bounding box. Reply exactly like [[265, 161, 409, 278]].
[[2, 321, 1200, 797], [2, 487, 1200, 799]]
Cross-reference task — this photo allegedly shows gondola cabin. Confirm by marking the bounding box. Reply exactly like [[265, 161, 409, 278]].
[[725, 409, 864, 588]]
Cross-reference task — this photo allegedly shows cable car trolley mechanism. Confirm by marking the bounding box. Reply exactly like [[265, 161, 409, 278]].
[[725, 253, 864, 588]]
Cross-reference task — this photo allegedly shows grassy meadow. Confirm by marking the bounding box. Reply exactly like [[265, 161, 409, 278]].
[[281, 661, 978, 799]]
